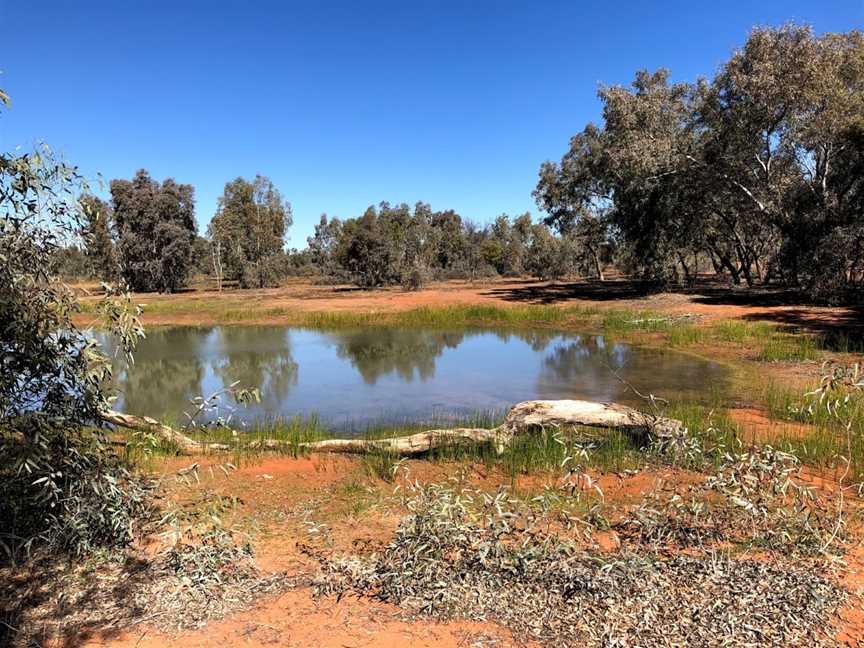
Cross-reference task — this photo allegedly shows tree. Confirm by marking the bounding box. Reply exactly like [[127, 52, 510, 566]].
[[535, 24, 864, 301], [190, 235, 212, 277], [335, 206, 395, 288], [112, 169, 197, 293], [208, 175, 292, 288], [525, 222, 564, 280], [536, 70, 699, 284], [487, 214, 527, 275], [698, 25, 864, 295], [330, 202, 443, 289], [307, 214, 344, 280], [429, 209, 467, 271], [79, 194, 118, 280], [1, 91, 147, 557]]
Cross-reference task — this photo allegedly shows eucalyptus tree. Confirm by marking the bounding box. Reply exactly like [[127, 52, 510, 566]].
[[536, 69, 698, 284], [79, 194, 118, 280], [1, 90, 147, 557], [111, 169, 197, 293], [208, 175, 292, 288], [307, 213, 344, 280], [335, 205, 396, 288], [429, 208, 467, 271], [697, 25, 864, 295], [535, 24, 864, 300]]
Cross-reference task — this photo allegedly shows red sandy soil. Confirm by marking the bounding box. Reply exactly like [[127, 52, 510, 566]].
[[728, 407, 817, 442], [74, 277, 864, 333], [86, 590, 528, 648], [66, 453, 863, 648]]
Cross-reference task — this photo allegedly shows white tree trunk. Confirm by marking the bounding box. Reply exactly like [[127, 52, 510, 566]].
[[102, 399, 681, 457]]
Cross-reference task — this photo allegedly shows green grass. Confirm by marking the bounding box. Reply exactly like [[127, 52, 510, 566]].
[[668, 326, 708, 346], [122, 380, 864, 486], [755, 335, 820, 362], [762, 381, 864, 480], [711, 320, 777, 343]]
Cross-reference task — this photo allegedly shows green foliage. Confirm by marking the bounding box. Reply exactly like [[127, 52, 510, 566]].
[[0, 427, 153, 558], [112, 169, 197, 293], [536, 25, 864, 300], [79, 194, 119, 281], [208, 175, 292, 288], [0, 96, 148, 559], [312, 203, 595, 289]]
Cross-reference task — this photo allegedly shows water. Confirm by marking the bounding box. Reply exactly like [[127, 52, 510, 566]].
[[97, 326, 727, 430]]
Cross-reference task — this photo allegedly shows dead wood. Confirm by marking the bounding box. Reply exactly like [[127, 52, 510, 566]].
[[102, 399, 682, 457]]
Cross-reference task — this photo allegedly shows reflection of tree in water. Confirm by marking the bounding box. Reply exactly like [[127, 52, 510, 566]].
[[213, 327, 298, 409], [538, 337, 629, 402], [538, 336, 725, 404], [499, 329, 561, 352], [109, 327, 208, 420], [334, 329, 465, 385]]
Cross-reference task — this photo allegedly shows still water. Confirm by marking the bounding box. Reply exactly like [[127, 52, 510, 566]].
[[98, 326, 727, 430]]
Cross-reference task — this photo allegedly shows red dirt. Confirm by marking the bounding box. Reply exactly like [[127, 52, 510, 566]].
[[728, 407, 816, 442], [76, 277, 864, 332], [83, 588, 528, 648], [54, 451, 863, 647]]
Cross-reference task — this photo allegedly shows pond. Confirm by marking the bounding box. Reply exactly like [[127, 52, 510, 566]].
[[97, 326, 728, 431]]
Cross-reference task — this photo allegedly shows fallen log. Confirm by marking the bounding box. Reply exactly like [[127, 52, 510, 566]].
[[499, 399, 681, 436], [269, 427, 508, 456], [102, 399, 682, 457], [100, 410, 230, 454]]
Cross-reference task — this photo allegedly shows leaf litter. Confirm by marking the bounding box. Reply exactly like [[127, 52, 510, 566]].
[[314, 481, 847, 647]]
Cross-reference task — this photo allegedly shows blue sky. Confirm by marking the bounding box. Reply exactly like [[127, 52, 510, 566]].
[[1, 1, 860, 246]]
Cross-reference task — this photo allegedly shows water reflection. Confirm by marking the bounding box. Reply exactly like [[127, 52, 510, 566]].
[[102, 327, 207, 420], [489, 329, 561, 352], [535, 337, 723, 404], [332, 328, 465, 384], [99, 326, 728, 429], [212, 327, 298, 409]]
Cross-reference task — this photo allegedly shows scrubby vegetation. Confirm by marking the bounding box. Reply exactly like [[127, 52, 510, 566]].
[[0, 109, 152, 561], [3, 19, 864, 648], [315, 480, 845, 647], [55, 25, 864, 303]]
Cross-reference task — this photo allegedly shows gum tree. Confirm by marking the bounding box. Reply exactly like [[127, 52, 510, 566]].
[[0, 91, 147, 558], [111, 169, 197, 293], [208, 175, 292, 289]]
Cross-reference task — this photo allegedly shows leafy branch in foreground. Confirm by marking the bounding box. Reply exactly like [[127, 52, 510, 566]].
[[0, 123, 148, 560]]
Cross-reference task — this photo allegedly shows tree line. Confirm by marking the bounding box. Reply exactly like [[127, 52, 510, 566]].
[[65, 24, 862, 303], [536, 24, 864, 302], [70, 176, 604, 292], [73, 170, 292, 292], [304, 204, 607, 289]]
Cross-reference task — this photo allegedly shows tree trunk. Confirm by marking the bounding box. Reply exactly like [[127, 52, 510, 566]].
[[592, 249, 605, 282], [100, 410, 230, 454], [101, 399, 681, 457]]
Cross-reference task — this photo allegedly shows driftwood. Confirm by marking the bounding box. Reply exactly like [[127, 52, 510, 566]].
[[102, 399, 682, 457], [100, 410, 230, 454]]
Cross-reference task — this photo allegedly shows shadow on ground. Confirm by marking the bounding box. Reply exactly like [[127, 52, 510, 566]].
[[0, 554, 153, 648], [741, 308, 864, 340], [482, 279, 660, 304]]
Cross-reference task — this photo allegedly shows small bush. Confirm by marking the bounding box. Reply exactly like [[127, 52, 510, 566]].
[[0, 422, 152, 561]]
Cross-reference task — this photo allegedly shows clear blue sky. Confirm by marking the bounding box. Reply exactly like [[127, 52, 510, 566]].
[[1, 1, 860, 246]]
